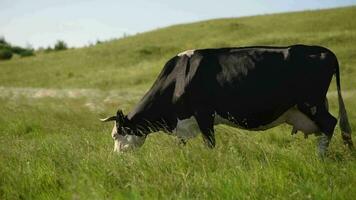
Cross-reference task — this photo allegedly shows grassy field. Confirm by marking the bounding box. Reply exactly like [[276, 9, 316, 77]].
[[1, 6, 356, 199]]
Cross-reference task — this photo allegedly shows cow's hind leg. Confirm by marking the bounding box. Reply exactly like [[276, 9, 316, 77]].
[[316, 111, 337, 156], [298, 102, 337, 156]]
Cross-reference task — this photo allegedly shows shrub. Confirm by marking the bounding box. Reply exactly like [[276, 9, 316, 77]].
[[11, 46, 27, 54], [0, 37, 35, 59], [0, 37, 8, 45], [19, 49, 34, 57], [44, 46, 53, 53], [0, 49, 13, 60], [54, 40, 68, 51], [0, 43, 11, 51]]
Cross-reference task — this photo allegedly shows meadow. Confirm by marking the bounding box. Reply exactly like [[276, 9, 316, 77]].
[[0, 6, 356, 199]]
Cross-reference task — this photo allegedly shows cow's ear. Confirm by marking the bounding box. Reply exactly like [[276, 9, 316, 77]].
[[116, 109, 125, 124], [100, 116, 116, 122]]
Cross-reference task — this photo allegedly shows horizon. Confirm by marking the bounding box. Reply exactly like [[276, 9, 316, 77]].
[[1, 0, 355, 49]]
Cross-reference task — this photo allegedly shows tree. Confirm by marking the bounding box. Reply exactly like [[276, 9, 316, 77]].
[[0, 36, 8, 45], [0, 49, 13, 60], [54, 40, 68, 51]]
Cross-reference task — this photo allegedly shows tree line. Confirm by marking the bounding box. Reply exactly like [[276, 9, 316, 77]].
[[0, 37, 68, 61]]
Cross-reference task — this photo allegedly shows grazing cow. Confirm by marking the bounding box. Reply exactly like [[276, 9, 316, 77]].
[[101, 45, 353, 155]]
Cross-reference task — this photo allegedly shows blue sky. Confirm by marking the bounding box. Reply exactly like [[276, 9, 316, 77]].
[[1, 0, 355, 48]]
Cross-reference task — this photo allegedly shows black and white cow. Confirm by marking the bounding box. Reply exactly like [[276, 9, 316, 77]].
[[101, 45, 353, 155]]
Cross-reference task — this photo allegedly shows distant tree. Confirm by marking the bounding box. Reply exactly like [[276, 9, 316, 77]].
[[10, 45, 34, 57], [19, 49, 34, 57], [0, 37, 35, 59], [44, 46, 53, 53], [0, 49, 13, 60], [0, 36, 11, 50], [96, 40, 102, 45], [0, 37, 14, 60], [11, 46, 26, 54], [0, 36, 8, 45], [54, 40, 68, 51]]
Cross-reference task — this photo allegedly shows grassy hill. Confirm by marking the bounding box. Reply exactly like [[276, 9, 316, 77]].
[[0, 6, 355, 199], [1, 6, 355, 90]]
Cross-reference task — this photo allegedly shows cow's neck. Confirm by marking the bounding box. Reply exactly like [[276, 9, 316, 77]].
[[127, 82, 176, 134]]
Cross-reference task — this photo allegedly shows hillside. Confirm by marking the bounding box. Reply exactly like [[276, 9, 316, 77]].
[[0, 6, 355, 91], [0, 6, 355, 199]]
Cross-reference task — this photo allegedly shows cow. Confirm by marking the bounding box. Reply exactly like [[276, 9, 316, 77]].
[[101, 44, 353, 156]]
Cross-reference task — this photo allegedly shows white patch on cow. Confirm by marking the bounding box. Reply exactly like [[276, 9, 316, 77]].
[[282, 50, 289, 60], [172, 117, 200, 140], [111, 123, 146, 152], [178, 49, 195, 57], [285, 107, 319, 134]]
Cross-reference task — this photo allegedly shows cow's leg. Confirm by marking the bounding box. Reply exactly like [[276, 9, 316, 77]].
[[316, 111, 337, 156], [194, 110, 215, 148], [316, 98, 334, 156], [298, 101, 337, 156]]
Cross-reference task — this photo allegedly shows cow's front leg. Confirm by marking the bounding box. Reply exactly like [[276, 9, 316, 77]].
[[194, 110, 215, 148]]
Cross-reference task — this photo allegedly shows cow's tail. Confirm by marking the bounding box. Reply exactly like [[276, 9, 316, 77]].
[[335, 59, 353, 148]]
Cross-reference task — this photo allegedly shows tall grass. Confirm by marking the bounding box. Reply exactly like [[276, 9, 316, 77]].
[[0, 6, 355, 199]]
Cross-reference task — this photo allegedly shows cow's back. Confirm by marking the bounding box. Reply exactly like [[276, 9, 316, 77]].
[[184, 45, 332, 128]]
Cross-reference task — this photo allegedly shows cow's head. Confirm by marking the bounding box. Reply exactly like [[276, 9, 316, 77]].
[[101, 109, 146, 152]]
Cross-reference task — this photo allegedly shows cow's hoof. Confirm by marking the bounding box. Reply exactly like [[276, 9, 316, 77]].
[[342, 133, 354, 150]]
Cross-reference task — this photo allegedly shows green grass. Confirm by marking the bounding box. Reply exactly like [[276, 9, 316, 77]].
[[1, 6, 356, 199]]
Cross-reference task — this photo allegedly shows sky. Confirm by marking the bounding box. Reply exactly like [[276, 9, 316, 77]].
[[1, 0, 355, 49]]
